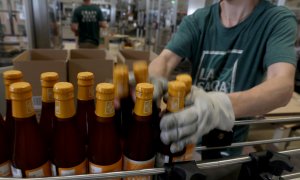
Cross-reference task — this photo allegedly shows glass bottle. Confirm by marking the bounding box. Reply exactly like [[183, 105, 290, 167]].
[[39, 72, 59, 146], [10, 82, 51, 178], [88, 83, 122, 176], [123, 83, 156, 180], [2, 70, 23, 156], [156, 81, 186, 167], [76, 72, 95, 145], [113, 64, 134, 141], [51, 82, 87, 176], [176, 74, 194, 161], [0, 113, 11, 177]]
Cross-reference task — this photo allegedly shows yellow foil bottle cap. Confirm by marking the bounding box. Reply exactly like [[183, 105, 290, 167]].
[[113, 64, 129, 98], [95, 83, 115, 118], [10, 82, 35, 118], [41, 72, 59, 87], [176, 74, 192, 95], [135, 83, 154, 100], [3, 70, 23, 100], [168, 81, 186, 98], [53, 82, 74, 101], [133, 60, 148, 84], [77, 72, 94, 86], [3, 70, 23, 81]]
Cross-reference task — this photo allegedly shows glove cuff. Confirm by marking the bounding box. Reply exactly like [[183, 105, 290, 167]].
[[208, 92, 235, 132]]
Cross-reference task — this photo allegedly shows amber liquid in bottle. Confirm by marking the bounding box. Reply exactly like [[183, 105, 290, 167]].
[[52, 82, 86, 176], [88, 83, 122, 177], [10, 82, 51, 178], [133, 60, 161, 155], [39, 72, 59, 147], [123, 83, 156, 180], [113, 65, 134, 141], [0, 113, 11, 177], [176, 74, 195, 161], [76, 72, 95, 145], [157, 81, 186, 167], [3, 70, 23, 158]]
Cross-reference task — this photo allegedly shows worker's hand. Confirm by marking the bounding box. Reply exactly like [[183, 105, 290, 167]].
[[160, 86, 235, 153]]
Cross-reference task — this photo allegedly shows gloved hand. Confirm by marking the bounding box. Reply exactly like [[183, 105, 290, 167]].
[[160, 86, 235, 153], [129, 71, 168, 106]]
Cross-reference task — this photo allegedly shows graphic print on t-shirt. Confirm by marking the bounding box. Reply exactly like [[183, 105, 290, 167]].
[[81, 10, 97, 23], [195, 49, 243, 93]]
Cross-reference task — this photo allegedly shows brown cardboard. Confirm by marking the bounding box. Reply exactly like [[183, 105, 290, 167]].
[[13, 49, 68, 96], [117, 49, 158, 70], [69, 49, 115, 95]]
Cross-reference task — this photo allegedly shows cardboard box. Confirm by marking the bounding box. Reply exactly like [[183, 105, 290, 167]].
[[117, 49, 158, 70], [69, 49, 115, 94], [13, 49, 68, 115]]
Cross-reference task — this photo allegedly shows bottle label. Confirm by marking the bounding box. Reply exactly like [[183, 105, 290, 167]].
[[167, 96, 184, 113], [123, 156, 155, 180], [55, 100, 75, 119], [12, 161, 51, 178], [0, 161, 11, 177], [42, 88, 54, 102], [184, 144, 195, 161], [25, 161, 51, 178], [134, 99, 152, 117], [78, 86, 94, 100], [96, 100, 115, 118], [89, 158, 122, 175], [56, 159, 87, 176]]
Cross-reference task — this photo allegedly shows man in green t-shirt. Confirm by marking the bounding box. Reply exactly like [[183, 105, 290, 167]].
[[71, 0, 108, 48], [149, 0, 298, 159]]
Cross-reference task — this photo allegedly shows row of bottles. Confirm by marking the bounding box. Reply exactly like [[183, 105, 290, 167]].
[[0, 62, 194, 179]]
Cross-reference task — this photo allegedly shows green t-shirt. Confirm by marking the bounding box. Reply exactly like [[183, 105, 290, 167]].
[[166, 0, 297, 93], [72, 4, 104, 45]]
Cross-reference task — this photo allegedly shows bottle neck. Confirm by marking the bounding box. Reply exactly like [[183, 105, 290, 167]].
[[78, 85, 94, 101], [42, 87, 55, 103], [95, 99, 115, 118], [115, 81, 129, 99], [12, 98, 35, 118], [5, 84, 11, 100], [167, 96, 184, 113], [55, 99, 75, 119], [134, 98, 152, 117]]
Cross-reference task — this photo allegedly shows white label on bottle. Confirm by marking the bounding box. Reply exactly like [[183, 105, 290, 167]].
[[60, 169, 75, 176], [143, 100, 152, 114], [32, 96, 42, 110], [51, 164, 57, 177], [105, 101, 115, 115], [0, 161, 11, 176], [11, 165, 22, 178]]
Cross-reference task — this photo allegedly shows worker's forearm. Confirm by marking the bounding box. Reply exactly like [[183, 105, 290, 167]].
[[229, 76, 294, 118], [149, 49, 182, 78]]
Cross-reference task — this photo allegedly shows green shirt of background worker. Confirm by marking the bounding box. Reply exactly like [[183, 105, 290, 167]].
[[148, 0, 298, 159], [71, 0, 108, 48]]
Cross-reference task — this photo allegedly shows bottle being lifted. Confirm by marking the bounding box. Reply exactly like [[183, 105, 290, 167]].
[[88, 83, 122, 177], [51, 82, 87, 176], [176, 74, 194, 161], [156, 81, 186, 167], [10, 82, 51, 178]]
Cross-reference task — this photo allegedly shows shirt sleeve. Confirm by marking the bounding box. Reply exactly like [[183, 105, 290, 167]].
[[264, 11, 298, 69], [165, 14, 199, 60], [71, 8, 79, 23], [98, 8, 105, 22]]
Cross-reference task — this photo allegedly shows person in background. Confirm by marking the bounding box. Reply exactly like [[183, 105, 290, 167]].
[[71, 0, 108, 49], [148, 0, 298, 159]]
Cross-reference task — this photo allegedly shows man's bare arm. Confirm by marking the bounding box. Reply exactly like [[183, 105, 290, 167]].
[[229, 62, 295, 118], [71, 23, 78, 35], [99, 21, 109, 28], [149, 49, 182, 78]]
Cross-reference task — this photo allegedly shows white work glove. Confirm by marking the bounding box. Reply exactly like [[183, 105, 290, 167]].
[[160, 86, 235, 153]]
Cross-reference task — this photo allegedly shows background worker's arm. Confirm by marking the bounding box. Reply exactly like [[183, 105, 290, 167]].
[[99, 21, 109, 28]]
